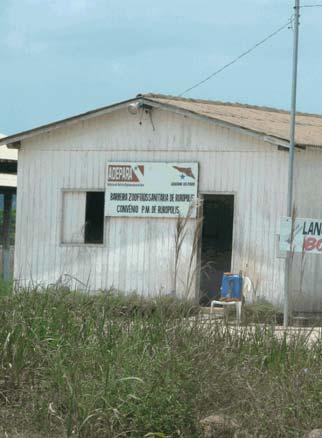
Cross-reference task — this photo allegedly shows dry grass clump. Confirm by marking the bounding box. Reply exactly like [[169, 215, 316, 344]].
[[0, 287, 322, 437]]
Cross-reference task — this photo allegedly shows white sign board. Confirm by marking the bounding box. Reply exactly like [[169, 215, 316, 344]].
[[105, 162, 198, 218], [280, 216, 322, 254]]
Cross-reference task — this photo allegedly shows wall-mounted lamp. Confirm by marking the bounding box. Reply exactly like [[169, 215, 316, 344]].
[[128, 101, 153, 115], [128, 101, 155, 131]]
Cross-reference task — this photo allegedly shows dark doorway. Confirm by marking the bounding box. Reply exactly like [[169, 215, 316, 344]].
[[199, 195, 234, 305], [84, 192, 105, 244]]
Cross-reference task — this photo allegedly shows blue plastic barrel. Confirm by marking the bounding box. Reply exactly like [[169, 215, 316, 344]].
[[220, 273, 242, 300]]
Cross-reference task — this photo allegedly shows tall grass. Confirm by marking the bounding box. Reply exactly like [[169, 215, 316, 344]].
[[0, 278, 13, 297], [0, 289, 322, 437]]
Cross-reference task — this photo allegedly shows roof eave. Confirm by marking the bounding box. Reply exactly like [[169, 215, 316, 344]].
[[0, 97, 140, 148], [144, 98, 322, 149], [1, 95, 321, 149], [142, 97, 293, 148]]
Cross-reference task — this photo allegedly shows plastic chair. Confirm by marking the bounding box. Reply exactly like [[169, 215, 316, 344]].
[[210, 274, 255, 323], [210, 300, 242, 323], [210, 299, 242, 322]]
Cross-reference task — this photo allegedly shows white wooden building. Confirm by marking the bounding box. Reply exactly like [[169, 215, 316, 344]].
[[1, 94, 322, 311]]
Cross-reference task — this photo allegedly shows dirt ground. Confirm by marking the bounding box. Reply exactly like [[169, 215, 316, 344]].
[[198, 308, 322, 345]]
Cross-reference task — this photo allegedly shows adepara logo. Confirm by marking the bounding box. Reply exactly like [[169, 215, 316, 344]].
[[108, 165, 144, 183]]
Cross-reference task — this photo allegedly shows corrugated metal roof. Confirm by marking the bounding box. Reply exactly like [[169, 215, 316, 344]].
[[143, 94, 322, 147], [1, 94, 322, 148]]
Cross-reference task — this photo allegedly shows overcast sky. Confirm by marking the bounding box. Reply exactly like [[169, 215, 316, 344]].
[[1, 0, 321, 134]]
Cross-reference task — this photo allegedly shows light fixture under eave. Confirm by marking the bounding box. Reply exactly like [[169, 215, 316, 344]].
[[128, 101, 153, 115], [128, 101, 142, 115]]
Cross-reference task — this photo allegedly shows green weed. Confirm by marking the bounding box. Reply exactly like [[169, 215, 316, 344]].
[[0, 289, 321, 437]]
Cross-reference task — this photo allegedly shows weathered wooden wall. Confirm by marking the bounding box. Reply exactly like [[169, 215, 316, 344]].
[[288, 147, 322, 311]]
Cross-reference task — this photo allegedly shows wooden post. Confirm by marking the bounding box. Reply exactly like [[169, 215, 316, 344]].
[[2, 193, 13, 281]]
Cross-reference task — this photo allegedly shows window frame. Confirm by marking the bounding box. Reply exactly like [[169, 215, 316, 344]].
[[60, 188, 106, 247]]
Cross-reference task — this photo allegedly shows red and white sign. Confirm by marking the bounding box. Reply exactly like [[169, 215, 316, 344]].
[[107, 164, 145, 183], [280, 216, 322, 254], [105, 162, 198, 218]]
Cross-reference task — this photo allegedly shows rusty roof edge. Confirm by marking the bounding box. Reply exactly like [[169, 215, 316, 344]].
[[143, 97, 322, 149], [143, 93, 322, 119], [142, 97, 293, 147]]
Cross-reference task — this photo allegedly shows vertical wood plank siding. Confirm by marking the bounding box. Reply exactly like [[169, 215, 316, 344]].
[[62, 191, 86, 244], [15, 106, 320, 309], [289, 148, 322, 311]]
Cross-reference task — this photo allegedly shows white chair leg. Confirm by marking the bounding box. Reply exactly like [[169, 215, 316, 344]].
[[236, 301, 242, 323]]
